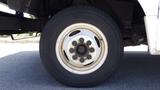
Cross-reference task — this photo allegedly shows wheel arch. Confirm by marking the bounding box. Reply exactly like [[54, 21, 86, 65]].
[[52, 0, 145, 29], [6, 0, 145, 29], [47, 0, 145, 31]]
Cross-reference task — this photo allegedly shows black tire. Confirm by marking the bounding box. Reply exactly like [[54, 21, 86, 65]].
[[40, 6, 123, 87]]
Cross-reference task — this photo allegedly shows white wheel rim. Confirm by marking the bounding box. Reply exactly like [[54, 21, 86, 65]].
[[56, 23, 108, 75]]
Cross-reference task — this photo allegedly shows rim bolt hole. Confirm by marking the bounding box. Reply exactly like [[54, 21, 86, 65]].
[[72, 55, 78, 60], [87, 41, 92, 46], [72, 41, 77, 46], [80, 58, 85, 63], [87, 55, 92, 60], [69, 48, 75, 53], [89, 47, 95, 53], [79, 38, 84, 43]]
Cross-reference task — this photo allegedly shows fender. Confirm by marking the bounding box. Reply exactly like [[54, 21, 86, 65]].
[[138, 0, 160, 55]]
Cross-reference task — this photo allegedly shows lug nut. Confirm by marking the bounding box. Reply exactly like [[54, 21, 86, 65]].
[[80, 58, 85, 63], [87, 55, 92, 60], [72, 41, 77, 46], [89, 47, 95, 53], [87, 41, 92, 46], [72, 55, 78, 60], [69, 48, 75, 53], [79, 38, 84, 43]]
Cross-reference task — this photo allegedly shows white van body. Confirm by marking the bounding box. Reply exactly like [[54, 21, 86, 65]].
[[138, 0, 160, 55]]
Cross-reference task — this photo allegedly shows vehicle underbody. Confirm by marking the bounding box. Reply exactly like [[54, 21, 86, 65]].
[[0, 0, 146, 46]]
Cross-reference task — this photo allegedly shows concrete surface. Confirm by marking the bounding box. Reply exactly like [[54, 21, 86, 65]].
[[0, 38, 159, 90], [0, 43, 39, 58], [0, 51, 160, 90]]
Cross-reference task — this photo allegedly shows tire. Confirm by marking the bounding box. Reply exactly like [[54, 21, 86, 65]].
[[40, 6, 123, 87]]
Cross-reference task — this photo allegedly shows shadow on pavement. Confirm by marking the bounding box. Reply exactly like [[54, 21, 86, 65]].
[[0, 51, 160, 90]]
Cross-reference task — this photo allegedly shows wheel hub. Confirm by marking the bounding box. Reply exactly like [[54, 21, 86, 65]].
[[76, 44, 88, 56], [69, 38, 95, 63]]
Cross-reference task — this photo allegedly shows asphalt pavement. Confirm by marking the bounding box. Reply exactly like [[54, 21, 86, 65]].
[[0, 51, 160, 90]]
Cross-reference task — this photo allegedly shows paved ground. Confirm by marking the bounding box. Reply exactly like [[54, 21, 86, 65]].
[[0, 51, 160, 90], [0, 38, 159, 90]]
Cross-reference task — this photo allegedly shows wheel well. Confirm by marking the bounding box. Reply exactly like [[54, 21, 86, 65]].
[[6, 0, 145, 30], [71, 0, 145, 28], [45, 0, 145, 30], [40, 0, 146, 46], [5, 0, 146, 45]]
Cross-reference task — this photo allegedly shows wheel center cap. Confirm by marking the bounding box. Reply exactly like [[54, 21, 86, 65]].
[[76, 45, 87, 55]]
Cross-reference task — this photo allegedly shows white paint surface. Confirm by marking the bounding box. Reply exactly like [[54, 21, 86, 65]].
[[138, 0, 159, 15]]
